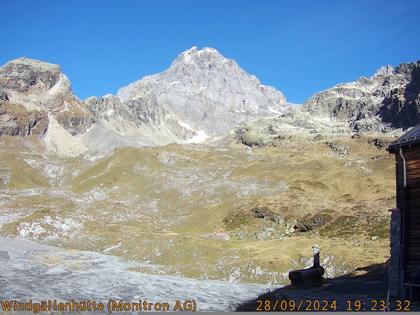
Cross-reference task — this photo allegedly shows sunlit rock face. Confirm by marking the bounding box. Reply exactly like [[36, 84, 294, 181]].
[[0, 58, 95, 137], [116, 46, 289, 137], [303, 61, 420, 132], [0, 48, 289, 154], [81, 46, 290, 152], [1, 52, 418, 156]]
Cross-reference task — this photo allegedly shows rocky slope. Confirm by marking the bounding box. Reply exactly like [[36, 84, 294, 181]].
[[0, 133, 394, 284], [0, 58, 95, 136], [379, 62, 420, 128], [0, 237, 270, 311], [0, 58, 95, 156], [303, 61, 420, 132], [232, 61, 419, 148], [0, 51, 406, 289]]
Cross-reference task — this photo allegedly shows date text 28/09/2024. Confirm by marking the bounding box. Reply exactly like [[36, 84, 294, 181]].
[[255, 299, 411, 311]]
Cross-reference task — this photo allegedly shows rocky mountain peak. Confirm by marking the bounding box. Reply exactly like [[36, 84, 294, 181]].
[[168, 46, 242, 77], [0, 58, 63, 93], [174, 46, 225, 65], [1, 52, 419, 155], [0, 57, 95, 145], [372, 65, 395, 78], [396, 61, 420, 74], [116, 46, 288, 139]]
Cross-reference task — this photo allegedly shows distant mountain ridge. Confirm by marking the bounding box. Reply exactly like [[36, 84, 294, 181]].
[[303, 61, 420, 132], [0, 49, 419, 155], [0, 47, 289, 155]]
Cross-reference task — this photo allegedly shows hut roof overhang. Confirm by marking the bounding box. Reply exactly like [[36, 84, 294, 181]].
[[388, 124, 420, 153]]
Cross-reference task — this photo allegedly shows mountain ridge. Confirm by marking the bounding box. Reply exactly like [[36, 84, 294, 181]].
[[0, 49, 419, 155], [303, 60, 420, 132], [1, 47, 290, 155]]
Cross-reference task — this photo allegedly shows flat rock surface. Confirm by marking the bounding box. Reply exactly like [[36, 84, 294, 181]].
[[0, 237, 275, 311]]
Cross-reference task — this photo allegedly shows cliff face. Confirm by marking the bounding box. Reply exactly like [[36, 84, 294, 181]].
[[0, 58, 95, 137], [303, 61, 420, 131], [379, 62, 420, 129], [0, 100, 48, 136]]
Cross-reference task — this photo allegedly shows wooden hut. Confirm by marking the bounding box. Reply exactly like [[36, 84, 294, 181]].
[[388, 124, 420, 299]]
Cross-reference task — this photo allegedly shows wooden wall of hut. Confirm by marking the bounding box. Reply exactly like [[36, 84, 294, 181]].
[[397, 147, 420, 289]]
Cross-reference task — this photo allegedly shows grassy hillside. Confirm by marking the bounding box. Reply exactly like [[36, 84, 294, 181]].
[[0, 134, 395, 283]]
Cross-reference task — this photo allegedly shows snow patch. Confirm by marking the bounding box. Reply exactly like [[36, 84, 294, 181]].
[[186, 130, 209, 144], [84, 188, 108, 201], [268, 107, 284, 115], [178, 121, 209, 143], [179, 121, 194, 131]]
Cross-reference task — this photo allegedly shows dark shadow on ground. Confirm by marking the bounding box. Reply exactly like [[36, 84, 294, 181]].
[[236, 262, 420, 311]]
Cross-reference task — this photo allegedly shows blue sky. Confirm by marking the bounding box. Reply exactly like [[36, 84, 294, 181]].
[[1, 0, 420, 104]]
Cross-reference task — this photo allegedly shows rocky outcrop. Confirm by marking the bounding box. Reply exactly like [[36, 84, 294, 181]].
[[0, 92, 9, 101], [303, 61, 420, 131], [83, 93, 197, 151], [0, 58, 95, 138], [234, 108, 352, 147], [234, 61, 419, 149], [379, 62, 420, 128], [0, 58, 61, 92], [85, 95, 137, 125], [0, 101, 48, 136]]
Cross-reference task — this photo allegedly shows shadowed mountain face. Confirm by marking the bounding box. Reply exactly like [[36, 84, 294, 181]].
[[379, 62, 420, 128], [303, 61, 420, 132]]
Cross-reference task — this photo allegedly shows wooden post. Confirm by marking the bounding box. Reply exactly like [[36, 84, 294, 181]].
[[313, 244, 320, 267], [289, 244, 325, 286]]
